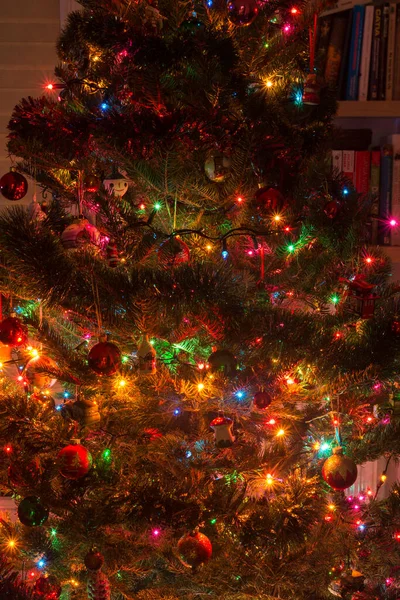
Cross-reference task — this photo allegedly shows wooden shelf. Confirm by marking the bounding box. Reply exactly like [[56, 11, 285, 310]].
[[336, 101, 400, 118]]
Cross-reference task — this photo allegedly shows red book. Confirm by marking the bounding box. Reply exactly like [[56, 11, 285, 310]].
[[342, 150, 355, 185], [355, 151, 371, 195]]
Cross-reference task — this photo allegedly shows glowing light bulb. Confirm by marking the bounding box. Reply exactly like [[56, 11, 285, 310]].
[[290, 7, 299, 13], [235, 390, 244, 399], [173, 408, 180, 416], [17, 375, 23, 382], [276, 428, 285, 437], [287, 244, 295, 253], [7, 539, 16, 549], [328, 504, 335, 511], [267, 418, 276, 425], [286, 377, 295, 385], [273, 214, 281, 222], [331, 294, 339, 305], [265, 473, 274, 485], [139, 203, 146, 210], [365, 256, 373, 264], [46, 83, 54, 90], [152, 528, 160, 537], [265, 80, 273, 88], [381, 474, 387, 482], [206, 244, 213, 251], [320, 442, 330, 451], [154, 202, 161, 210], [283, 24, 291, 33], [222, 250, 229, 259], [237, 196, 243, 203], [198, 362, 205, 370], [313, 441, 320, 451], [390, 218, 398, 227], [197, 382, 205, 391], [247, 250, 254, 256], [118, 379, 127, 388]]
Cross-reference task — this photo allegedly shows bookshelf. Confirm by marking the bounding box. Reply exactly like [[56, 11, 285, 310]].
[[337, 101, 400, 118]]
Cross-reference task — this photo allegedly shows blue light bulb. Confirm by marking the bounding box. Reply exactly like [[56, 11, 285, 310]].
[[222, 250, 229, 259]]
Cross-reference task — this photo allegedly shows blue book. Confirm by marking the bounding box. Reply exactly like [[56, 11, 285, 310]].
[[346, 5, 365, 100], [378, 144, 393, 246]]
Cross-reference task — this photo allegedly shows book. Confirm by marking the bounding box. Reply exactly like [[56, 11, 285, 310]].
[[332, 150, 343, 172], [325, 11, 352, 88], [393, 4, 400, 99], [378, 4, 390, 99], [346, 5, 365, 99], [368, 5, 383, 100], [385, 3, 397, 100], [369, 149, 381, 243], [390, 134, 400, 245], [358, 4, 374, 100], [343, 150, 355, 184], [355, 151, 371, 195], [338, 10, 354, 98], [378, 144, 393, 245], [316, 14, 334, 73]]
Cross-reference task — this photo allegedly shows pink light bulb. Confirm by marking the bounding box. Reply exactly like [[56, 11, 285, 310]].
[[390, 218, 398, 227], [152, 528, 160, 537], [247, 250, 254, 256], [283, 24, 291, 32]]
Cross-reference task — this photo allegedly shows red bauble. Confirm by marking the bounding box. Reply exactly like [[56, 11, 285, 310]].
[[227, 0, 259, 26], [8, 457, 40, 488], [0, 316, 28, 347], [88, 341, 121, 376], [322, 447, 357, 490], [0, 169, 28, 201], [33, 575, 61, 599], [324, 199, 340, 219], [254, 186, 285, 213], [178, 531, 212, 568], [84, 548, 104, 571], [302, 73, 321, 105], [158, 237, 190, 268], [57, 443, 92, 480], [254, 390, 272, 410]]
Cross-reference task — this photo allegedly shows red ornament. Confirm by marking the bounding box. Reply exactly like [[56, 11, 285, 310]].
[[302, 73, 320, 105], [0, 169, 28, 201], [392, 318, 400, 335], [33, 575, 61, 599], [57, 443, 92, 479], [178, 531, 212, 568], [322, 447, 357, 490], [324, 199, 340, 219], [8, 457, 40, 488], [106, 241, 119, 268], [84, 175, 101, 194], [0, 316, 28, 347], [88, 340, 121, 376], [84, 548, 104, 571], [254, 186, 285, 213], [254, 390, 272, 410], [158, 237, 190, 268], [210, 415, 235, 447], [227, 0, 259, 26], [340, 275, 379, 319]]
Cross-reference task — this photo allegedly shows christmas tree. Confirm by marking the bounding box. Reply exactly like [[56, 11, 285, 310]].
[[0, 1, 400, 599]]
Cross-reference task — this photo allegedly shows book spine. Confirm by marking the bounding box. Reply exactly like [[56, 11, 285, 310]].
[[346, 6, 365, 99], [355, 151, 371, 195], [325, 12, 351, 87], [378, 145, 393, 245], [343, 150, 355, 184], [393, 4, 400, 99], [378, 4, 390, 99], [370, 150, 381, 243], [385, 3, 397, 100], [316, 15, 333, 74], [359, 5, 374, 100], [332, 150, 343, 172], [368, 5, 383, 100], [391, 135, 400, 245]]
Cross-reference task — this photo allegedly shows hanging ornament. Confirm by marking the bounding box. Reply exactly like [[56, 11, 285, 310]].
[[0, 168, 28, 201], [33, 575, 61, 599], [0, 343, 12, 363], [87, 570, 111, 600], [142, 0, 165, 35], [103, 166, 129, 198], [28, 198, 46, 222], [57, 441, 92, 480], [204, 152, 232, 182], [227, 0, 259, 26], [392, 316, 400, 336], [210, 415, 235, 447], [253, 186, 286, 213], [328, 570, 365, 598], [322, 447, 357, 490], [8, 457, 40, 488], [85, 548, 104, 571], [138, 334, 156, 375], [208, 349, 237, 377], [106, 241, 119, 268], [17, 496, 49, 526], [61, 218, 100, 250], [158, 237, 190, 268], [340, 275, 379, 319], [180, 13, 206, 35], [25, 355, 57, 391], [324, 199, 340, 219], [88, 338, 121, 376], [62, 397, 100, 428], [84, 175, 101, 194], [0, 316, 28, 347], [178, 531, 212, 569], [253, 390, 272, 410], [303, 73, 321, 105]]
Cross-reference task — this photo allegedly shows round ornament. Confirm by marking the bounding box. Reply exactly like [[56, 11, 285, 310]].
[[25, 355, 57, 390], [178, 531, 212, 569], [254, 390, 272, 410], [85, 548, 104, 571], [84, 175, 101, 194], [8, 457, 40, 488], [0, 168, 28, 201], [61, 219, 100, 250], [324, 199, 340, 219], [322, 447, 357, 490], [208, 349, 237, 376], [62, 397, 100, 428], [180, 15, 206, 35], [254, 186, 285, 213], [227, 0, 259, 26], [204, 152, 231, 183], [0, 316, 28, 347], [88, 340, 121, 376], [57, 443, 92, 480], [33, 575, 61, 599], [17, 496, 49, 527], [103, 167, 129, 198], [158, 237, 190, 268]]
